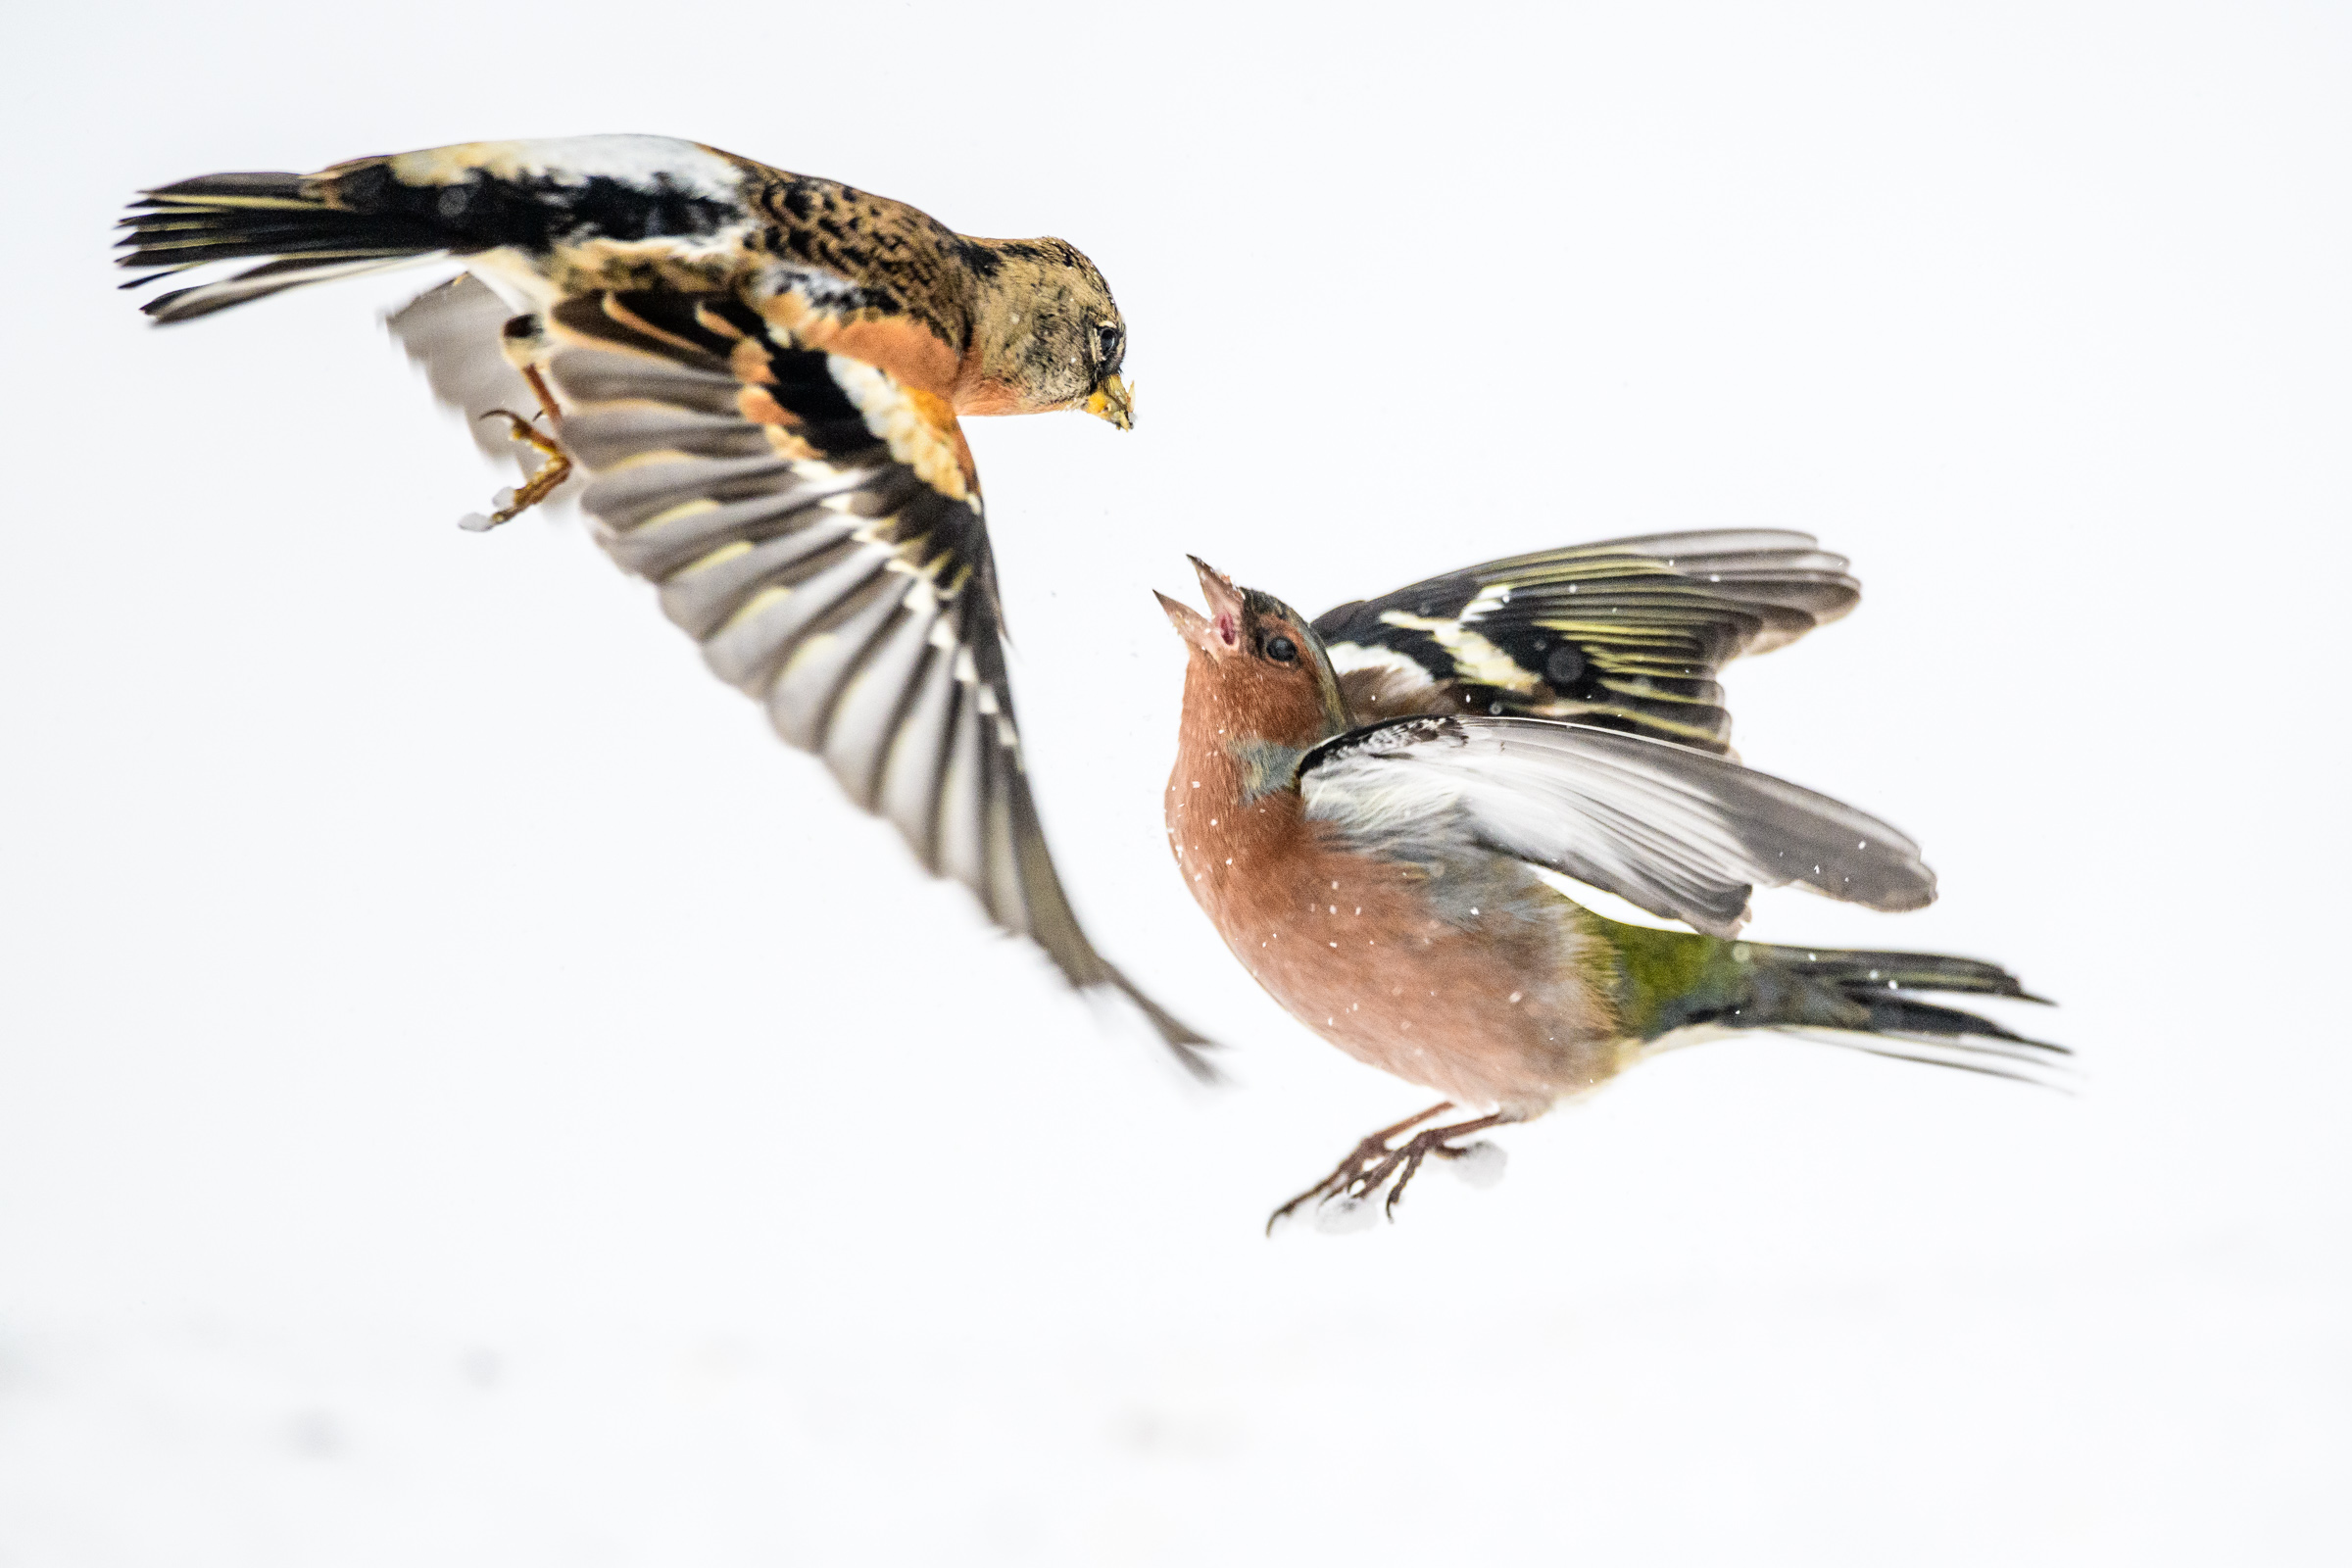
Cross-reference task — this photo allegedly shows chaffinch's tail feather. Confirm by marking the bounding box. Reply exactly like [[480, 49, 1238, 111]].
[[1628, 934, 2064, 1085]]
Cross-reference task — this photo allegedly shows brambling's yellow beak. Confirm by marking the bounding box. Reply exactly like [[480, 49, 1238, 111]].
[[1081, 374, 1135, 430]]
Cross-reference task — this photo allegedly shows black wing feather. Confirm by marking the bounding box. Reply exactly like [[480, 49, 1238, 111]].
[[1311, 530, 1860, 754], [540, 291, 1213, 1074]]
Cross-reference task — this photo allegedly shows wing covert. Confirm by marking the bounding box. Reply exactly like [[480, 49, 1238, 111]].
[[1298, 714, 1933, 938]]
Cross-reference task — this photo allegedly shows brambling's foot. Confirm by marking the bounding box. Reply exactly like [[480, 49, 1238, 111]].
[[1268, 1103, 1510, 1233], [461, 408, 570, 531]]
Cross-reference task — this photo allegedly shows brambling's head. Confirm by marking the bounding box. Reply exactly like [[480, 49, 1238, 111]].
[[958, 235, 1131, 427]]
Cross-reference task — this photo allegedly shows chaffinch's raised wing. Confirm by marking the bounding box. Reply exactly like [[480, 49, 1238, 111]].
[[1310, 531, 1859, 752]]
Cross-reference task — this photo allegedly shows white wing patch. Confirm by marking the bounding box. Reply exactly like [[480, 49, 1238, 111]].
[[1300, 716, 1934, 938], [387, 136, 746, 203], [1375, 610, 1545, 697]]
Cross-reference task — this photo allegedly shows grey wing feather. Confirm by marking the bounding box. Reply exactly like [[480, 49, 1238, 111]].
[[384, 274, 549, 472], [1299, 715, 1933, 937], [538, 327, 1211, 1075]]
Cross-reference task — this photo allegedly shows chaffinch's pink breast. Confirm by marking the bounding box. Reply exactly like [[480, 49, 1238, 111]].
[[1168, 701, 1619, 1117]]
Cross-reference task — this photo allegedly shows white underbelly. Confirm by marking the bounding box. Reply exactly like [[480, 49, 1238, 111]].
[[463, 249, 559, 316]]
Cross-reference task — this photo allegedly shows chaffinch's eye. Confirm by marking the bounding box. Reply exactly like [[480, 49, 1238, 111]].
[[1263, 634, 1298, 664], [1093, 323, 1122, 366]]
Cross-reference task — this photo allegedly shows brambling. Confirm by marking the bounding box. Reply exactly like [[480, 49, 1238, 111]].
[[117, 136, 1203, 1073], [1159, 555, 2054, 1229]]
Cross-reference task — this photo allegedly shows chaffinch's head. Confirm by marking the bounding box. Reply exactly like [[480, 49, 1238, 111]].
[[1157, 558, 1351, 749]]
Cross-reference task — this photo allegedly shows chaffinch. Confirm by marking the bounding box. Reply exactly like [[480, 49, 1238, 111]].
[[116, 135, 1204, 1073], [1158, 554, 2055, 1230]]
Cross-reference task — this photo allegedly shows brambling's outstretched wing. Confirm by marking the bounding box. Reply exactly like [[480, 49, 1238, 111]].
[[1298, 714, 1932, 938], [539, 287, 1213, 1075], [1309, 531, 1858, 753]]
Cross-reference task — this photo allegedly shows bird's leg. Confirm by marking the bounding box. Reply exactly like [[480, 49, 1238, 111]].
[[1265, 1102, 1453, 1234], [464, 365, 572, 532]]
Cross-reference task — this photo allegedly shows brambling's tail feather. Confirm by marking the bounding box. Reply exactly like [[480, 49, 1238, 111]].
[[119, 172, 453, 323]]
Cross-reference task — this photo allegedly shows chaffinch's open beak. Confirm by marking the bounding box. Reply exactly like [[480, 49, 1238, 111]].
[[1081, 374, 1135, 430], [1155, 590, 1211, 648], [1157, 557, 1246, 655], [1189, 556, 1246, 624]]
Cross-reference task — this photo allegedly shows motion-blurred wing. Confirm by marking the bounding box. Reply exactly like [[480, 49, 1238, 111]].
[[537, 287, 1210, 1073], [1298, 714, 1931, 938], [385, 273, 547, 466], [1309, 531, 1859, 754]]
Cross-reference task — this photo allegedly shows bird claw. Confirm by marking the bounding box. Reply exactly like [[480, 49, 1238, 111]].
[[1265, 1125, 1413, 1235], [467, 407, 571, 530], [1263, 1103, 1508, 1234]]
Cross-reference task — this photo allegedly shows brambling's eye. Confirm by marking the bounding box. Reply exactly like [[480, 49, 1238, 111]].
[[1263, 633, 1298, 664], [1093, 323, 1122, 366]]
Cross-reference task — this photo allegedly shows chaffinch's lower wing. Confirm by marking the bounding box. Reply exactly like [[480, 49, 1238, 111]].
[[1298, 715, 1932, 938], [1309, 531, 1859, 753], [533, 288, 1212, 1074]]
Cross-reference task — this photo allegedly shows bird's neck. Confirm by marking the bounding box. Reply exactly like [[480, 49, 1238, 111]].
[[1165, 659, 1338, 901], [952, 244, 1058, 413], [1166, 699, 1309, 915], [1170, 710, 1298, 812], [1174, 660, 1347, 799]]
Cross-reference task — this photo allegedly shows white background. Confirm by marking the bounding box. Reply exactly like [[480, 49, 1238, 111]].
[[2, 2, 2345, 1563]]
